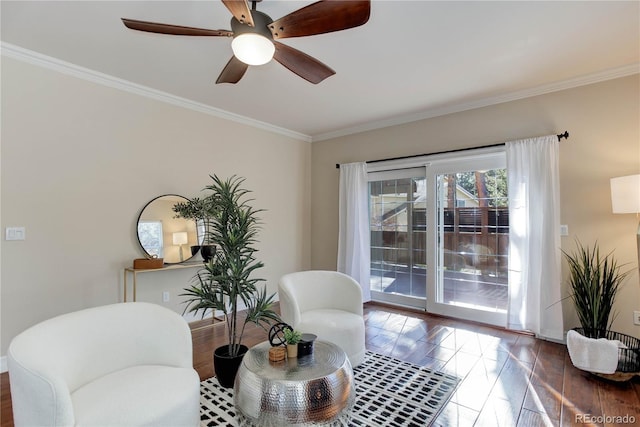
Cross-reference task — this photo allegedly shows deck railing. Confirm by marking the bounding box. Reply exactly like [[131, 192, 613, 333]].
[[371, 206, 510, 275]]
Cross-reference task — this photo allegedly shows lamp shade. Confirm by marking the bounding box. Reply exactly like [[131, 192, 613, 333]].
[[610, 174, 640, 213], [172, 231, 188, 245]]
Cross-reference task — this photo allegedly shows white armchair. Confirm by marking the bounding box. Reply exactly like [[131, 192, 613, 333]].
[[278, 270, 366, 367], [7, 302, 200, 427]]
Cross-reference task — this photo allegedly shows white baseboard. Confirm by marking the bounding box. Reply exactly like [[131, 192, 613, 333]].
[[1, 356, 7, 373], [183, 309, 225, 323]]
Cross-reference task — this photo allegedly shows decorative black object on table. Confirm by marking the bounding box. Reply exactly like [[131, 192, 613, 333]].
[[267, 322, 291, 347], [298, 333, 317, 357]]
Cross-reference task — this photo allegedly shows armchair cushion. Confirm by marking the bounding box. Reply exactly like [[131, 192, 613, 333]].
[[72, 365, 199, 427]]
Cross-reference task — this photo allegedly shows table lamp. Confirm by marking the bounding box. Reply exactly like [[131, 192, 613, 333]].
[[610, 174, 640, 269], [173, 231, 188, 262]]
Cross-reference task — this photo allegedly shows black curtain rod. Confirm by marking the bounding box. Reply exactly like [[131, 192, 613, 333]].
[[336, 131, 569, 169]]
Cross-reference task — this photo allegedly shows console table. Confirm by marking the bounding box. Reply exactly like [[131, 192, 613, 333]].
[[234, 341, 355, 426], [123, 262, 202, 302]]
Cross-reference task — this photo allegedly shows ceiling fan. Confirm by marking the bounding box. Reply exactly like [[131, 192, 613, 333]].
[[122, 0, 370, 84]]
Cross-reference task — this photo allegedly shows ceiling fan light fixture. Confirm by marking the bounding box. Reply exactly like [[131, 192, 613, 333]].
[[230, 9, 275, 66], [231, 33, 275, 66]]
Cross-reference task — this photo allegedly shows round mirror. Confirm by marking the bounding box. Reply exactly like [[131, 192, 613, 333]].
[[136, 194, 199, 264]]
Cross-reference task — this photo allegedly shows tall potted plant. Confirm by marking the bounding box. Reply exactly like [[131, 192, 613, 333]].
[[172, 197, 216, 261], [563, 240, 630, 339], [181, 175, 280, 388]]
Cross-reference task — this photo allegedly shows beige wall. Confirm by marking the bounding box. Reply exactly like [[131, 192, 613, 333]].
[[311, 74, 640, 338], [2, 56, 638, 362], [1, 57, 312, 356]]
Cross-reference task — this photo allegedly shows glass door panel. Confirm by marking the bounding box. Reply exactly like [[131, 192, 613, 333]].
[[369, 172, 426, 308], [427, 161, 508, 326]]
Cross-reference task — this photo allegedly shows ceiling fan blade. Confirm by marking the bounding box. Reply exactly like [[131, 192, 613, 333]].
[[216, 56, 249, 84], [273, 41, 335, 84], [221, 0, 255, 27], [269, 0, 370, 39], [122, 18, 232, 37]]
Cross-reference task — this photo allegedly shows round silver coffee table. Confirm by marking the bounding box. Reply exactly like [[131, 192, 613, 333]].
[[234, 340, 355, 426]]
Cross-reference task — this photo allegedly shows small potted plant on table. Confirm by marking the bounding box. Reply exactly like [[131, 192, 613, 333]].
[[283, 328, 302, 358]]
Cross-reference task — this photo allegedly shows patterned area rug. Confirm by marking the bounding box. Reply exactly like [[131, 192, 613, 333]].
[[200, 351, 459, 427]]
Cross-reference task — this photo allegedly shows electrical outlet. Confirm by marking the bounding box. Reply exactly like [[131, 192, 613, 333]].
[[162, 291, 170, 303], [634, 311, 640, 326]]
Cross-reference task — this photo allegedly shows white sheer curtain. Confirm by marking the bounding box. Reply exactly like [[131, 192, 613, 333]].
[[337, 162, 371, 302], [506, 135, 564, 341]]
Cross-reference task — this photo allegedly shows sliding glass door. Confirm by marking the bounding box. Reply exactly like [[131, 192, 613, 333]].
[[368, 153, 509, 326]]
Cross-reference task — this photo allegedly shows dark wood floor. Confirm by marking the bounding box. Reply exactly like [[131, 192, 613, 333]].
[[2, 302, 639, 426]]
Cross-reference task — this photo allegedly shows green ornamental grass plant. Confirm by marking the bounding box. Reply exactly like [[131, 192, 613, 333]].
[[563, 240, 630, 339]]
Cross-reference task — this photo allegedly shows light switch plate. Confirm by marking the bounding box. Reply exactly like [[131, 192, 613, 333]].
[[5, 227, 25, 241], [560, 225, 569, 236]]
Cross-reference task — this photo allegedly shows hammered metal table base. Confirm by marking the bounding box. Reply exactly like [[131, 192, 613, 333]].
[[234, 341, 355, 426], [236, 412, 351, 427]]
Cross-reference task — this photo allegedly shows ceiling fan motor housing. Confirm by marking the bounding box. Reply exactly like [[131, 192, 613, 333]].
[[231, 10, 274, 40]]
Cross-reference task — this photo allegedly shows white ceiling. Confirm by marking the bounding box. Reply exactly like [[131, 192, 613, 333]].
[[2, 1, 639, 141]]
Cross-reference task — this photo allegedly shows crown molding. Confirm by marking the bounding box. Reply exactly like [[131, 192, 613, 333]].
[[3, 42, 637, 144], [1, 42, 312, 143], [312, 63, 640, 142]]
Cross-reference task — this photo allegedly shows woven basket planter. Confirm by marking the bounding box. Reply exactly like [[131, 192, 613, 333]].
[[573, 328, 640, 381]]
